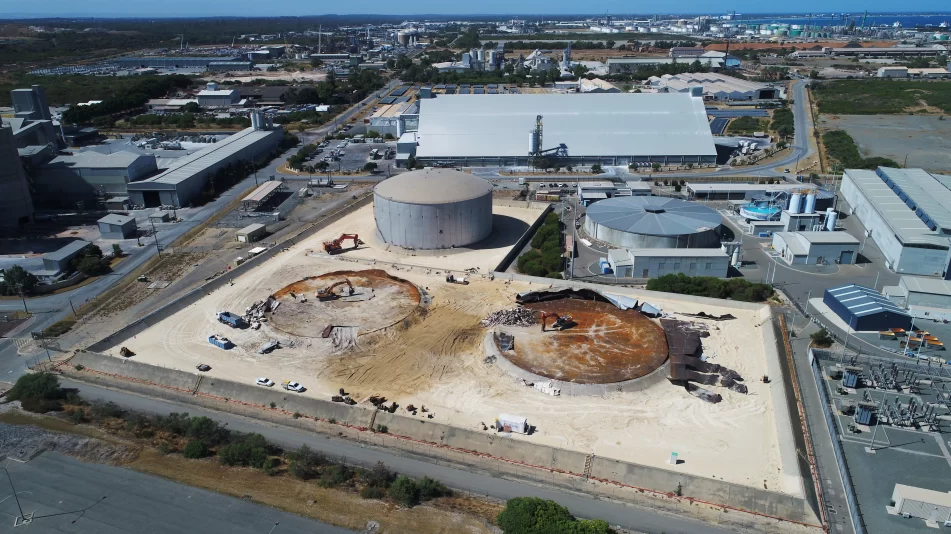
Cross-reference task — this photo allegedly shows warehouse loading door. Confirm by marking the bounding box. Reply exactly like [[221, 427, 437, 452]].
[[840, 251, 854, 264], [142, 191, 161, 208]]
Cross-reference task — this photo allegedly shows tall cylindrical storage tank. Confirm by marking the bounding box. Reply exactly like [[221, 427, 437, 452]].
[[789, 192, 802, 214], [583, 197, 722, 249], [825, 208, 838, 231], [373, 169, 493, 250], [804, 192, 817, 214], [477, 48, 485, 62], [251, 111, 260, 130], [528, 130, 539, 155]]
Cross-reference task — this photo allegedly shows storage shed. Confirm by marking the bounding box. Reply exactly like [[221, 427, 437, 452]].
[[97, 213, 137, 240], [495, 414, 528, 434], [236, 223, 267, 243], [891, 484, 951, 523], [771, 231, 860, 265], [823, 284, 912, 332]]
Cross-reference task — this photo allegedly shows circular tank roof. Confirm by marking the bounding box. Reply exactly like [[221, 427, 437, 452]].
[[374, 169, 493, 205], [586, 196, 721, 237]]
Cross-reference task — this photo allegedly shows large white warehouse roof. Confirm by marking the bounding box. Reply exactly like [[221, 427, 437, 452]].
[[415, 93, 717, 159]]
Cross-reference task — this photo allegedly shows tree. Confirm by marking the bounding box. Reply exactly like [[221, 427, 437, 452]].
[[73, 255, 107, 276], [310, 57, 324, 68], [183, 439, 210, 459], [405, 155, 417, 169], [314, 160, 330, 172], [289, 444, 325, 480], [497, 497, 614, 534], [591, 163, 603, 174], [363, 162, 378, 173], [181, 101, 202, 114], [809, 69, 820, 79], [651, 162, 661, 172], [112, 243, 122, 257], [0, 265, 38, 296], [6, 372, 64, 413], [810, 328, 833, 348]]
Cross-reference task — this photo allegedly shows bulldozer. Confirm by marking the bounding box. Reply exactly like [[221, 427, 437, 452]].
[[322, 233, 362, 254], [538, 312, 576, 332], [317, 279, 355, 301]]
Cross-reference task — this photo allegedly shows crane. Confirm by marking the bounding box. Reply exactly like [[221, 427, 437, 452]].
[[323, 233, 362, 254], [316, 279, 355, 301], [538, 312, 575, 332]]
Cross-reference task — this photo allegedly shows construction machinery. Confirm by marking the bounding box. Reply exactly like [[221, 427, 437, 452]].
[[538, 312, 575, 332], [446, 273, 469, 285], [323, 233, 362, 254], [317, 279, 355, 301]]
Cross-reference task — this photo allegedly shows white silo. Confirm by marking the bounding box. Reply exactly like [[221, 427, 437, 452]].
[[731, 247, 741, 267], [825, 208, 838, 231], [789, 192, 802, 214], [528, 129, 539, 155], [251, 111, 260, 130], [477, 48, 485, 62], [804, 192, 817, 214]]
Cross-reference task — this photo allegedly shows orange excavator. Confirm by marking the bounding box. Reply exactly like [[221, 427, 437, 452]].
[[317, 279, 355, 301], [538, 312, 575, 332], [323, 233, 362, 254]]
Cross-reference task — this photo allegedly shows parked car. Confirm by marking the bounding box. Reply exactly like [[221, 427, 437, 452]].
[[283, 381, 305, 392], [255, 377, 275, 387], [196, 364, 211, 372]]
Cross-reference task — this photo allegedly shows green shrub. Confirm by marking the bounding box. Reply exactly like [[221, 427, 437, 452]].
[[70, 408, 86, 424], [389, 475, 421, 507], [361, 461, 396, 489], [811, 328, 833, 348], [822, 130, 899, 170], [318, 464, 354, 488], [376, 424, 388, 433], [185, 416, 230, 446], [183, 439, 210, 459], [292, 412, 301, 419], [646, 274, 773, 302], [89, 401, 124, 421], [496, 497, 614, 534], [417, 477, 452, 500], [289, 444, 325, 480], [6, 372, 64, 412], [41, 319, 76, 338], [217, 433, 270, 468]]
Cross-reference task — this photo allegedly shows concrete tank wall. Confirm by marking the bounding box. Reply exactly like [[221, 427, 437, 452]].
[[584, 216, 720, 249], [374, 192, 492, 249]]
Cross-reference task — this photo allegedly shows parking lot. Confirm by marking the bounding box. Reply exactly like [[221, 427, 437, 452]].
[[313, 139, 397, 173], [819, 115, 951, 173]]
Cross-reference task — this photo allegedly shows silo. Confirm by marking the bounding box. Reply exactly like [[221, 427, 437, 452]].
[[825, 208, 838, 231], [804, 192, 817, 214], [373, 169, 493, 249], [583, 197, 722, 249], [789, 192, 802, 214], [251, 111, 260, 130], [528, 130, 539, 155]]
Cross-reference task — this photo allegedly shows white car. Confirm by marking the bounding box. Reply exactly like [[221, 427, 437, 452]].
[[283, 381, 305, 392], [255, 377, 275, 387]]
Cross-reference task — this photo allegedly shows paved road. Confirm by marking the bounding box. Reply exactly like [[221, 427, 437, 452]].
[[61, 378, 738, 534], [0, 452, 353, 534]]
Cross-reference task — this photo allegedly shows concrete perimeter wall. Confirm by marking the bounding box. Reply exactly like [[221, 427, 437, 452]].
[[64, 350, 818, 526], [493, 203, 554, 272]]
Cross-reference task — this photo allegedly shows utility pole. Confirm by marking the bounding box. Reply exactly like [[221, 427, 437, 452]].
[[150, 218, 161, 257], [15, 283, 28, 314]]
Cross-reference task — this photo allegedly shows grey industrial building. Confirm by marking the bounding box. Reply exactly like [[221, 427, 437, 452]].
[[885, 275, 951, 312], [771, 231, 859, 265], [127, 124, 283, 208], [373, 169, 493, 250], [112, 56, 246, 70], [584, 196, 722, 249], [412, 93, 717, 167], [840, 167, 951, 278], [97, 213, 137, 239], [3, 85, 59, 150], [33, 240, 92, 281], [823, 284, 912, 332], [607, 57, 723, 73], [607, 248, 730, 278], [647, 73, 783, 101], [197, 83, 242, 108], [0, 125, 34, 228], [35, 151, 158, 201]]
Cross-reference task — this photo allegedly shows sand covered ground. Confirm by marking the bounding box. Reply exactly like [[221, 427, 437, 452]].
[[102, 204, 790, 495]]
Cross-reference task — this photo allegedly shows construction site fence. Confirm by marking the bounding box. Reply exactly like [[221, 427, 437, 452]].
[[62, 351, 818, 527], [85, 192, 373, 353], [810, 348, 867, 534]]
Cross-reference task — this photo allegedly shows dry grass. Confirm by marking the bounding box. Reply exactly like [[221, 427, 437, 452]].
[[130, 449, 498, 533]]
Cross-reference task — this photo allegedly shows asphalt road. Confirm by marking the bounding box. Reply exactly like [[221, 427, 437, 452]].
[[60, 378, 738, 534], [0, 452, 353, 534]]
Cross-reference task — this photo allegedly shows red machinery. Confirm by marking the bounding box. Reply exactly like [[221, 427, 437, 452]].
[[538, 312, 575, 332], [317, 279, 355, 301], [323, 233, 362, 254]]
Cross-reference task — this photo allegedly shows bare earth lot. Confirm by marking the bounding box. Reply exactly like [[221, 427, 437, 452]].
[[819, 114, 951, 173], [99, 203, 793, 496]]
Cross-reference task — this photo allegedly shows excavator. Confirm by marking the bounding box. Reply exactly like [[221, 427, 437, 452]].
[[538, 312, 576, 332], [323, 233, 362, 254], [316, 279, 355, 301]]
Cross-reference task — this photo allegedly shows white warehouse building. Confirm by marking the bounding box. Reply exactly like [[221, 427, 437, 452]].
[[771, 231, 860, 265], [607, 248, 730, 278], [412, 93, 717, 167], [647, 73, 784, 101], [840, 167, 951, 277]]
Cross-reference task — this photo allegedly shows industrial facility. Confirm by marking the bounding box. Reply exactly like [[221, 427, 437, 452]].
[[127, 114, 282, 208], [823, 284, 912, 332], [606, 248, 730, 278], [647, 73, 784, 101], [411, 93, 718, 167], [840, 167, 951, 278], [373, 169, 493, 250], [884, 275, 951, 315], [584, 196, 722, 249], [771, 231, 859, 265]]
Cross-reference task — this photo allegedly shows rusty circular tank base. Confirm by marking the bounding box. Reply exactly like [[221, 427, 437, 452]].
[[497, 299, 668, 385], [267, 269, 420, 338]]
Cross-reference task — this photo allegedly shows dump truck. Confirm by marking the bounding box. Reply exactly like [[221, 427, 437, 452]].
[[322, 233, 362, 254], [216, 311, 245, 328], [208, 334, 233, 350], [317, 279, 355, 301], [446, 274, 469, 285], [539, 312, 575, 332]]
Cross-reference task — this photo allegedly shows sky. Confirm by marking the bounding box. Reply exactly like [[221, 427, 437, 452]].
[[2, 1, 950, 18]]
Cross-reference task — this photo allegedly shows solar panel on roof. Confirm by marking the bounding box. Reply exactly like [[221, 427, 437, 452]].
[[389, 87, 407, 97], [488, 90, 498, 94], [378, 96, 396, 104], [394, 96, 410, 103], [487, 84, 498, 88], [435, 85, 446, 89], [460, 84, 470, 88], [473, 85, 484, 89], [459, 88, 470, 94], [447, 85, 457, 89], [474, 89, 484, 94], [445, 89, 456, 94]]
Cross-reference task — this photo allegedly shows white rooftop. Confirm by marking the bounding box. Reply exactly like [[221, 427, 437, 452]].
[[198, 90, 238, 97], [687, 182, 816, 193], [416, 93, 716, 159], [901, 275, 951, 297], [648, 73, 773, 95], [627, 248, 728, 257]]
